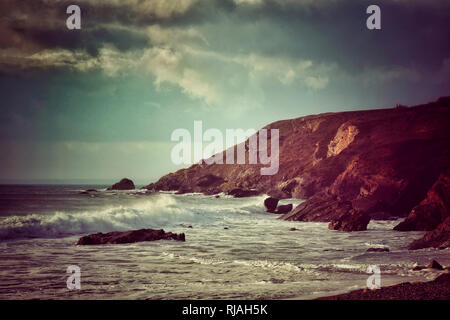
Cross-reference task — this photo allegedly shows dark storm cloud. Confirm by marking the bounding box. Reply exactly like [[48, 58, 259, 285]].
[[216, 0, 450, 73], [1, 0, 449, 74]]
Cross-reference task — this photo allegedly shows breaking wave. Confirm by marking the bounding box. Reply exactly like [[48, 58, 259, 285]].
[[0, 194, 202, 241], [0, 193, 269, 241]]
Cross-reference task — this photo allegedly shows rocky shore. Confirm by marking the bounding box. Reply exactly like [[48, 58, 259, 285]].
[[145, 97, 450, 247], [317, 272, 450, 300]]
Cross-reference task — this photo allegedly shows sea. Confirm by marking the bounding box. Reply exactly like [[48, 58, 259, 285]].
[[0, 184, 448, 299]]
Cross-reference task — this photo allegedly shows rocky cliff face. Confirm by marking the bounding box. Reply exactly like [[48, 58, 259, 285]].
[[146, 97, 450, 233], [394, 170, 450, 231]]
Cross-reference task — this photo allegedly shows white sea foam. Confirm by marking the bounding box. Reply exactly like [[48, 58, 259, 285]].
[[0, 194, 199, 240]]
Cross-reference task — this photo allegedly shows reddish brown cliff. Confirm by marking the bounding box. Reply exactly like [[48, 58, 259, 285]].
[[146, 97, 450, 233]]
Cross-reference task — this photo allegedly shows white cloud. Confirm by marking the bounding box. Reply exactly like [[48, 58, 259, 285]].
[[141, 47, 218, 104], [305, 76, 329, 89], [232, 53, 333, 89], [234, 0, 264, 6]]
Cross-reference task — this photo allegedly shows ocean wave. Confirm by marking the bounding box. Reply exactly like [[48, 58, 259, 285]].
[[0, 194, 200, 241], [0, 193, 269, 241]]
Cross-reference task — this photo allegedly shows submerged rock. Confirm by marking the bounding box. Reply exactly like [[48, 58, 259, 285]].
[[76, 228, 185, 245], [366, 247, 389, 252], [107, 178, 135, 190]]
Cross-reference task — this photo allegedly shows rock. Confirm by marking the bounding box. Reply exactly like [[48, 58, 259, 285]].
[[274, 203, 293, 214], [366, 247, 389, 252], [289, 227, 298, 231], [395, 170, 450, 231], [408, 217, 450, 250], [427, 259, 444, 270], [107, 178, 135, 190], [79, 189, 98, 195], [412, 266, 426, 271], [187, 225, 193, 229], [328, 210, 371, 232], [280, 193, 356, 222], [227, 188, 260, 198], [264, 197, 279, 212], [76, 228, 185, 245], [413, 260, 444, 271]]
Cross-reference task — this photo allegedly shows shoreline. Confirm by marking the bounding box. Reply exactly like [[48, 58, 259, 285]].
[[316, 272, 450, 300]]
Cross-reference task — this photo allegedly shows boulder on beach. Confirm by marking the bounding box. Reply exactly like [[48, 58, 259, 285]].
[[76, 228, 185, 245], [107, 178, 135, 190]]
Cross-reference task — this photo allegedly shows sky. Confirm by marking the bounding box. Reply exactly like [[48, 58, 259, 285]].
[[0, 0, 449, 184]]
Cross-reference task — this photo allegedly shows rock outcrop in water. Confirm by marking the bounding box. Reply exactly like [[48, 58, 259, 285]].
[[107, 178, 135, 190], [408, 217, 450, 250], [394, 170, 450, 249], [264, 197, 279, 212], [146, 97, 450, 235], [328, 210, 371, 232], [395, 170, 450, 232], [76, 228, 185, 245], [274, 203, 293, 214]]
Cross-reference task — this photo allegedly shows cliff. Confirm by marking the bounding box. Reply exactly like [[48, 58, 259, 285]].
[[146, 97, 450, 242]]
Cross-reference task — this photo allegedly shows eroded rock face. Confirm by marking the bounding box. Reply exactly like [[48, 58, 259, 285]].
[[107, 178, 135, 190], [328, 210, 371, 232], [327, 123, 359, 158], [76, 228, 185, 245], [408, 217, 450, 250], [395, 170, 450, 231], [280, 192, 354, 222]]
